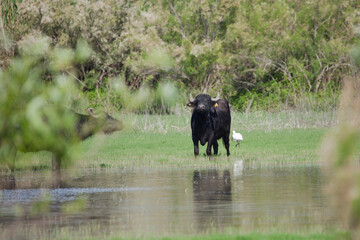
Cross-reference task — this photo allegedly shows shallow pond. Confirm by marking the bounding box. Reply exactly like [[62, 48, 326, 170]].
[[0, 161, 336, 239]]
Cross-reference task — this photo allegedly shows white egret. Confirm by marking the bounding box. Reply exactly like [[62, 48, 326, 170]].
[[232, 130, 243, 147]]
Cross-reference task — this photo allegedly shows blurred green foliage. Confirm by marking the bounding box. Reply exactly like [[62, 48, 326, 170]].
[[61, 196, 87, 214], [0, 35, 88, 170], [0, 29, 179, 169], [1, 0, 360, 112], [30, 194, 51, 216], [322, 44, 360, 238]]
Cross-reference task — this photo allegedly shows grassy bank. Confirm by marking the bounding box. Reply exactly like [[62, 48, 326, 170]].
[[111, 232, 349, 240], [12, 110, 330, 170], [1, 227, 349, 240], [78, 128, 325, 168]]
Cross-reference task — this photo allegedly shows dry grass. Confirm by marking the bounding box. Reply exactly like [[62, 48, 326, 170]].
[[121, 108, 337, 134]]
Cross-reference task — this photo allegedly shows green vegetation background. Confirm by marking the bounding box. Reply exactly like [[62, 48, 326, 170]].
[[1, 0, 359, 111]]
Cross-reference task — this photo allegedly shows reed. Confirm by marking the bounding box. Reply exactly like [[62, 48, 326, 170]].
[[125, 109, 337, 133]]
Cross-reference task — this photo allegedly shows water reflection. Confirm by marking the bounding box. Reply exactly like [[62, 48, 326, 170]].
[[233, 160, 244, 177], [193, 170, 232, 232], [193, 170, 231, 201], [0, 163, 336, 239], [0, 174, 16, 190]]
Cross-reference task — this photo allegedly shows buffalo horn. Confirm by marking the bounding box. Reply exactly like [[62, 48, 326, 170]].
[[211, 92, 220, 102], [88, 108, 99, 118], [189, 92, 195, 102]]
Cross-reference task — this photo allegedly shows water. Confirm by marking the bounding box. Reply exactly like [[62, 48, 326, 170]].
[[0, 162, 335, 239]]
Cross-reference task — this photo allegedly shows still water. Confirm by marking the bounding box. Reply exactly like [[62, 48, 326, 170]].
[[0, 161, 335, 239]]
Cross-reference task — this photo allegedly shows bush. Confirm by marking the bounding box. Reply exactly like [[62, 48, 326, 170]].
[[222, 0, 358, 110], [16, 0, 127, 79], [3, 0, 360, 111], [0, 35, 88, 170]]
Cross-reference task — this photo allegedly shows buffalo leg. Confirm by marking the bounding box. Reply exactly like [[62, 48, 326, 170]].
[[193, 139, 199, 156], [223, 133, 230, 156], [206, 134, 215, 156], [213, 140, 219, 155], [206, 143, 212, 156]]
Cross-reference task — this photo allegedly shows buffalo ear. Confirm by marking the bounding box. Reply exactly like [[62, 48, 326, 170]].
[[211, 101, 219, 108], [186, 102, 195, 107], [211, 92, 220, 108]]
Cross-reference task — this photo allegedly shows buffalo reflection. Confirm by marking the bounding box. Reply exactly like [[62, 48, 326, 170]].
[[192, 170, 232, 231], [0, 174, 16, 190]]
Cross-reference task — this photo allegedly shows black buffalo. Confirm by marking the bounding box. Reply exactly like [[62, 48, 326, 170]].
[[187, 93, 231, 156], [51, 108, 122, 170], [74, 108, 122, 140]]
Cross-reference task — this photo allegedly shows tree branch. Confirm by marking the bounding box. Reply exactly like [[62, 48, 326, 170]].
[[167, 0, 187, 39]]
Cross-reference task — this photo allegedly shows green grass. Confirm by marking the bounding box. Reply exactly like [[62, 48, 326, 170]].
[[49, 232, 349, 240], [86, 128, 325, 165], [2, 228, 349, 240], [177, 233, 349, 240], [11, 126, 327, 170], [110, 232, 350, 240]]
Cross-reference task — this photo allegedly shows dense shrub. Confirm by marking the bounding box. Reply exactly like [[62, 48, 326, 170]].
[[2, 0, 360, 111], [222, 0, 359, 110], [16, 0, 127, 79], [0, 35, 86, 169]]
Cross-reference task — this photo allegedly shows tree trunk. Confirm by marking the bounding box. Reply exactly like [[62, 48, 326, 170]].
[[51, 153, 60, 171]]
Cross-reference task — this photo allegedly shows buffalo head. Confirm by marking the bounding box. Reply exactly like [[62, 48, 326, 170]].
[[87, 108, 122, 135], [186, 93, 220, 114], [75, 108, 122, 140]]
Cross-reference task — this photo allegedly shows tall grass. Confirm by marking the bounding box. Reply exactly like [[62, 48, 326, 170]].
[[1, 0, 18, 26], [125, 108, 337, 134], [0, 0, 18, 56]]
